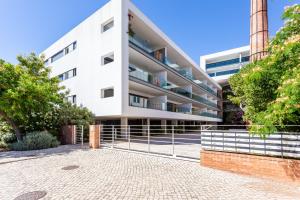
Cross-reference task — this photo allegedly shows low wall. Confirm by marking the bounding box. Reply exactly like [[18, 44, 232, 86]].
[[61, 125, 76, 145], [201, 150, 300, 183]]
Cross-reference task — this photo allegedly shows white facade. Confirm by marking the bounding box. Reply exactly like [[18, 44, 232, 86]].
[[42, 0, 223, 124], [200, 46, 250, 84]]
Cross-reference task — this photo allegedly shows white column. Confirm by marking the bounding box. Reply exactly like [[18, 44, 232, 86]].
[[121, 117, 128, 138], [142, 118, 150, 136]]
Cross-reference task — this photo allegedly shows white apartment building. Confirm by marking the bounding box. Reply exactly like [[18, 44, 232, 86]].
[[200, 46, 250, 85], [42, 0, 223, 128]]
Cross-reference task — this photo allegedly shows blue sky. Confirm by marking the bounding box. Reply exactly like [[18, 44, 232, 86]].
[[0, 0, 298, 64]]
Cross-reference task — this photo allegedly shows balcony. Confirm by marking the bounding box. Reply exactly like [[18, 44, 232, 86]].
[[191, 94, 218, 109], [129, 64, 167, 88], [129, 35, 220, 98], [166, 102, 190, 114], [170, 88, 191, 98], [129, 66, 219, 110], [129, 95, 166, 111], [193, 111, 222, 119]]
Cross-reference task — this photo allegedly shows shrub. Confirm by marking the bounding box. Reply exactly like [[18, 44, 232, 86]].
[[0, 119, 16, 149], [0, 132, 16, 144], [0, 141, 9, 149], [10, 131, 60, 151]]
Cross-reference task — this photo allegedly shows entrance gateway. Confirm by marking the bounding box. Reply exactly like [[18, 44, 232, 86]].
[[90, 120, 209, 160]]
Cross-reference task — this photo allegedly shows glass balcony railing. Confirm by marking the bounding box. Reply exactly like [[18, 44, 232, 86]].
[[129, 65, 168, 88], [129, 35, 219, 98], [129, 94, 220, 118], [197, 83, 219, 97], [170, 88, 191, 98], [193, 111, 222, 119], [129, 96, 166, 111], [167, 104, 191, 114], [129, 68, 151, 83], [129, 35, 153, 54], [191, 94, 218, 109], [129, 66, 219, 110]]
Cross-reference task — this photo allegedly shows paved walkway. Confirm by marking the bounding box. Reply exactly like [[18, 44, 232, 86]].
[[0, 145, 300, 200]]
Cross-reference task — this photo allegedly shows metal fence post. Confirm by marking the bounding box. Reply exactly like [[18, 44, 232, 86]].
[[264, 137, 266, 155], [128, 126, 131, 150], [73, 125, 76, 145], [281, 132, 283, 158], [147, 124, 150, 153], [99, 125, 101, 147], [112, 125, 114, 149], [222, 131, 224, 151], [249, 133, 251, 153], [81, 125, 84, 146], [235, 132, 237, 152], [172, 125, 175, 157]]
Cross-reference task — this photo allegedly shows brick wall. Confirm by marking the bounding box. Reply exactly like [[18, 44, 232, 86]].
[[201, 150, 300, 183], [61, 125, 76, 145], [89, 125, 100, 149]]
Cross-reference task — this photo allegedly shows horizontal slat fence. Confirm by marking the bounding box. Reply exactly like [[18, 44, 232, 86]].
[[201, 130, 300, 159]]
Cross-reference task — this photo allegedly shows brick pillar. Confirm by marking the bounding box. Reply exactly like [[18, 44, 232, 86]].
[[89, 125, 100, 149], [61, 125, 76, 145], [250, 0, 269, 62]]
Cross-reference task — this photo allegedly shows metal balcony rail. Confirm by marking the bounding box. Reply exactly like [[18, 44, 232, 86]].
[[201, 129, 300, 159]]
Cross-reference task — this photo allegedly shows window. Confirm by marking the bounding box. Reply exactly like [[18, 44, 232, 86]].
[[215, 69, 240, 76], [241, 56, 250, 62], [44, 59, 49, 66], [102, 53, 114, 65], [101, 88, 114, 98], [133, 96, 140, 103], [50, 41, 77, 63], [58, 68, 77, 81], [102, 19, 114, 32], [206, 58, 240, 69], [65, 41, 77, 55], [208, 73, 215, 77], [51, 50, 64, 63], [66, 95, 76, 104], [58, 74, 64, 81]]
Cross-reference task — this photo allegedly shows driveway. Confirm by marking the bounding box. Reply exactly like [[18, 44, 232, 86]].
[[0, 145, 299, 199]]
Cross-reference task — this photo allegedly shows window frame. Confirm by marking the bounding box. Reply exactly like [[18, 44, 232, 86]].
[[101, 18, 114, 33], [102, 52, 114, 65], [101, 87, 114, 98]]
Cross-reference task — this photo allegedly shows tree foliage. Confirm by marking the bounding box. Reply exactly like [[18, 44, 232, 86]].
[[0, 53, 94, 141], [229, 4, 300, 135]]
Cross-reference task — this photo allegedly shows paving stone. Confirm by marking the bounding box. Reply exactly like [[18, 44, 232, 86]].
[[0, 145, 299, 200]]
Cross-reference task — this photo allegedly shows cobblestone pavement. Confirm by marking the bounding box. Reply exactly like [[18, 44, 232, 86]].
[[1, 145, 300, 200]]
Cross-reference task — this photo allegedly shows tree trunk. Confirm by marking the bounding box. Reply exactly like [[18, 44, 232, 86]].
[[0, 110, 22, 141]]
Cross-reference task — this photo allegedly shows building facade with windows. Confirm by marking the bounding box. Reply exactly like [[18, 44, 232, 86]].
[[200, 46, 250, 125], [42, 0, 223, 128]]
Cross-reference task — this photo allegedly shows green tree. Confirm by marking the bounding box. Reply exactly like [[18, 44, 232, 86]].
[[229, 5, 300, 135], [0, 54, 65, 141]]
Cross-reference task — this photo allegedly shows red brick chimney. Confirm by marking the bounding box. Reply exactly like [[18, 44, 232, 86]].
[[250, 0, 269, 62]]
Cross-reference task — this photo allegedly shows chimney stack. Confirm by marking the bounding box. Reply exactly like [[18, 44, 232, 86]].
[[250, 0, 269, 62]]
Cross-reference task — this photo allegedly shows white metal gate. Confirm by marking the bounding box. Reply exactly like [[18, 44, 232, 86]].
[[75, 125, 84, 145], [99, 125, 202, 160]]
